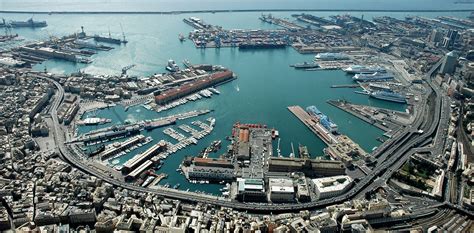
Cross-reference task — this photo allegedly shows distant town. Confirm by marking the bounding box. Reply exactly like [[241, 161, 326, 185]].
[[0, 9, 473, 233]]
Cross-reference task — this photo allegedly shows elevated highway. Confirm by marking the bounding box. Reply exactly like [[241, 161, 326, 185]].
[[33, 59, 473, 215]]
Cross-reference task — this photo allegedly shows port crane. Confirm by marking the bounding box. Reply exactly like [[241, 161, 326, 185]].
[[121, 64, 135, 75]]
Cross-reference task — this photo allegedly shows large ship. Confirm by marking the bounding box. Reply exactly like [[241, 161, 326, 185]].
[[77, 117, 112, 126], [353, 72, 394, 82], [238, 42, 286, 49], [290, 62, 320, 69], [343, 65, 387, 74], [306, 106, 338, 133], [166, 59, 180, 72], [0, 18, 47, 28], [93, 34, 127, 44], [314, 52, 350, 61], [369, 91, 407, 103]]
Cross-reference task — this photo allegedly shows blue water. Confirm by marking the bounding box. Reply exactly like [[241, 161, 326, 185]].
[[0, 7, 461, 194]]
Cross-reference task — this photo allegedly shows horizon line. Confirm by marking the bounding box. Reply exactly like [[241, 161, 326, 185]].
[[0, 8, 473, 15]]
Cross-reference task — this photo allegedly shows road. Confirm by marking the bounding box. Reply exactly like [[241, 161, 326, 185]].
[[32, 61, 474, 215]]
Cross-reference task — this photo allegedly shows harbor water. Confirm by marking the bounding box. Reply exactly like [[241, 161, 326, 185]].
[[1, 9, 457, 194]]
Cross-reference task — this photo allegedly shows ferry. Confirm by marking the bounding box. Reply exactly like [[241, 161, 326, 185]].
[[77, 117, 112, 126], [306, 106, 338, 133], [369, 91, 407, 103], [343, 65, 387, 74], [166, 59, 180, 72], [353, 72, 394, 82], [314, 52, 350, 61], [1, 18, 47, 28], [290, 61, 320, 69]]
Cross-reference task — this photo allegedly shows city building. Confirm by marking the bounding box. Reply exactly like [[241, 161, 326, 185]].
[[296, 177, 311, 202], [440, 51, 458, 75], [155, 70, 234, 104], [183, 157, 235, 181], [442, 29, 458, 49], [268, 177, 295, 203], [429, 29, 443, 44], [268, 157, 346, 177], [236, 178, 266, 202], [312, 175, 353, 200]]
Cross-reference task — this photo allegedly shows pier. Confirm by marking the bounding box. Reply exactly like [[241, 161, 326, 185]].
[[98, 134, 147, 160], [330, 84, 360, 88], [73, 109, 212, 144], [259, 14, 305, 31], [288, 105, 368, 166], [327, 99, 408, 133], [287, 106, 338, 145], [122, 141, 167, 174]]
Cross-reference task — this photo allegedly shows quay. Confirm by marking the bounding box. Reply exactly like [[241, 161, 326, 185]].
[[259, 14, 305, 31], [327, 99, 409, 133], [327, 100, 391, 132], [74, 124, 141, 145], [148, 173, 169, 188]]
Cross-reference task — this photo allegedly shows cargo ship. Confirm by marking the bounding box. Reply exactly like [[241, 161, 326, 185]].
[[369, 91, 407, 103], [93, 34, 127, 44], [343, 65, 387, 74], [238, 42, 286, 49], [0, 18, 47, 28], [314, 52, 350, 61], [290, 62, 320, 69], [306, 106, 338, 133], [353, 72, 394, 82]]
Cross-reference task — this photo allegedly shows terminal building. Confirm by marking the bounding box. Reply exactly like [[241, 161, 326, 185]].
[[155, 70, 234, 104], [268, 157, 346, 177], [268, 177, 295, 203], [122, 141, 167, 174], [99, 135, 146, 160], [236, 178, 266, 202], [312, 175, 353, 200], [183, 157, 235, 181]]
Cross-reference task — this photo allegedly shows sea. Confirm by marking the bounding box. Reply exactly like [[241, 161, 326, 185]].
[[0, 1, 471, 194]]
